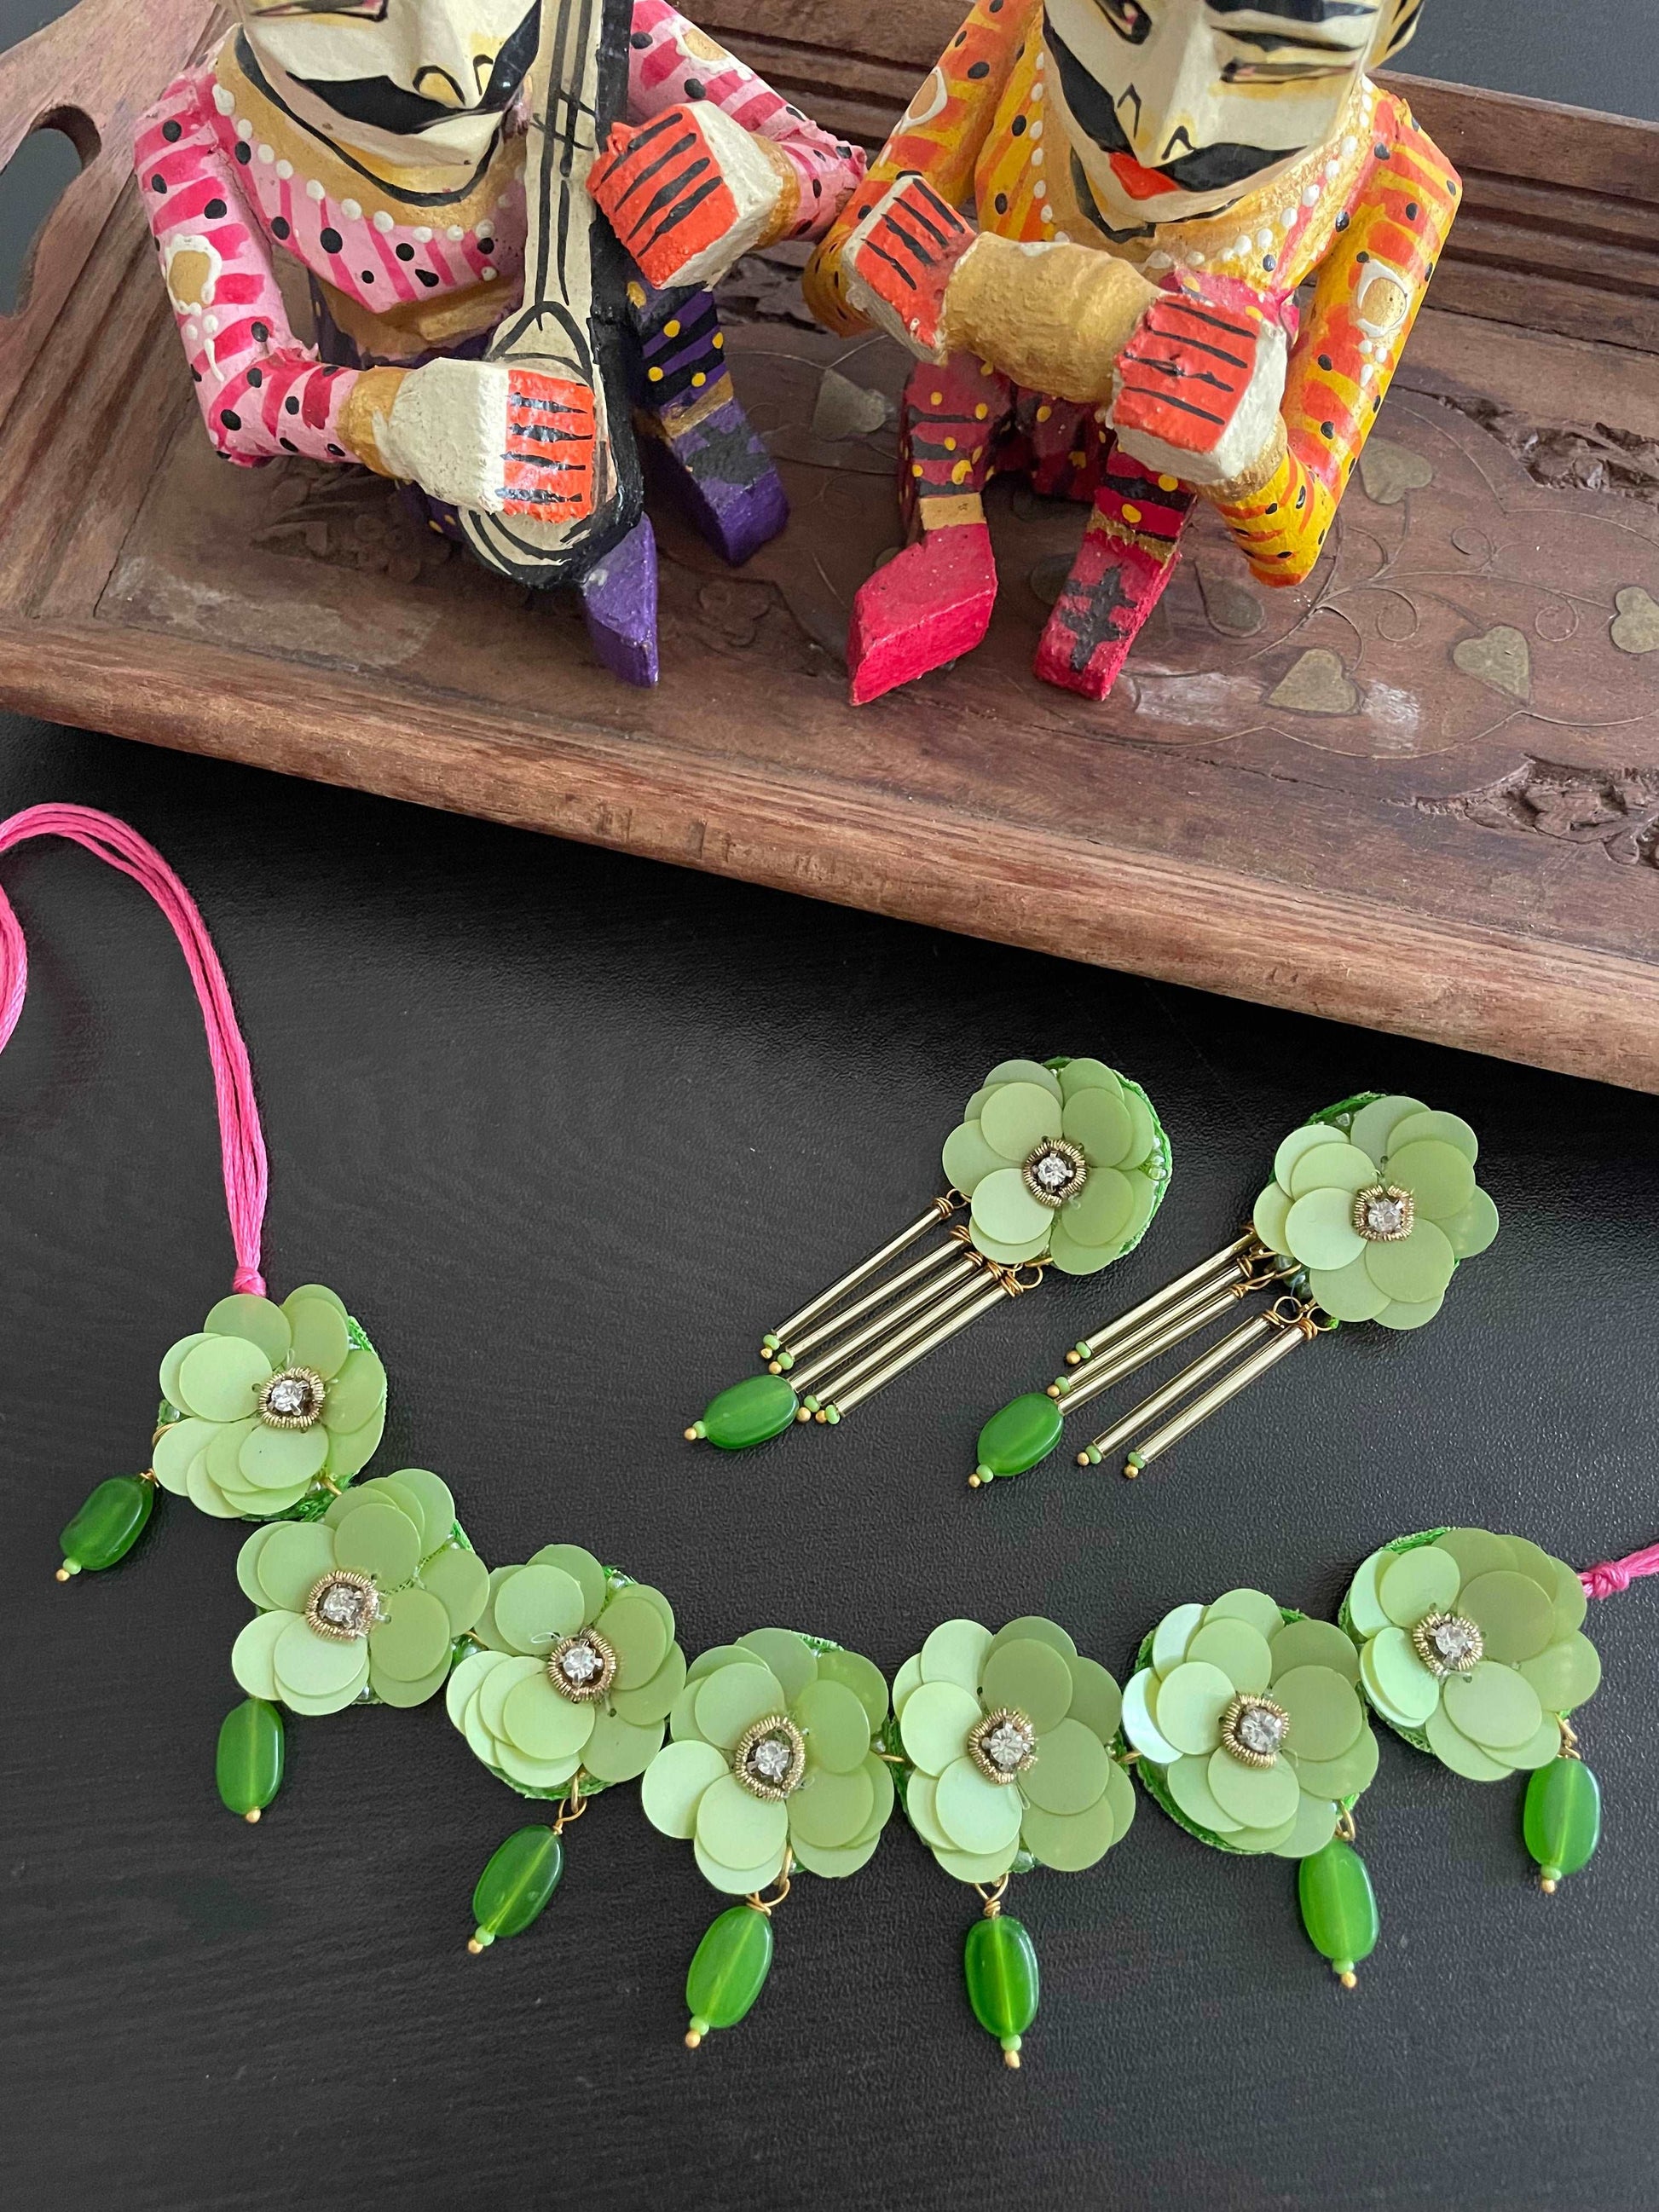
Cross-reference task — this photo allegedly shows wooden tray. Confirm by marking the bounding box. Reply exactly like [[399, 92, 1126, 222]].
[[4, 0, 1659, 1089]]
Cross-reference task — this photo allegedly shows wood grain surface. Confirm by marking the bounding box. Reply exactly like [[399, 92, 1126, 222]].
[[3, 1, 1658, 1093]]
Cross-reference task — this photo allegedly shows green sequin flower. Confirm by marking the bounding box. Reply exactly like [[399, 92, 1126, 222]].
[[1343, 1528, 1601, 1781], [941, 1057, 1169, 1277], [153, 1285, 387, 1517], [893, 1615, 1135, 1877], [643, 1630, 893, 1891], [1251, 1094, 1498, 1330], [449, 1547, 686, 1795], [1122, 1589, 1377, 1857], [231, 1470, 487, 1715]]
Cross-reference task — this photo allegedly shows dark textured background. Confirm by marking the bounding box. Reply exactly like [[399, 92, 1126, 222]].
[[3, 722, 1658, 2212], [5, 1, 1659, 2206]]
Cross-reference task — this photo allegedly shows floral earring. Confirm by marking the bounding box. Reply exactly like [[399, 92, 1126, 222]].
[[892, 1614, 1135, 2066], [970, 1092, 1497, 1487], [685, 1057, 1171, 1452], [1342, 1528, 1603, 1894], [641, 1629, 894, 2047], [448, 1545, 688, 1952], [221, 1469, 488, 1822], [1120, 1587, 1382, 1987]]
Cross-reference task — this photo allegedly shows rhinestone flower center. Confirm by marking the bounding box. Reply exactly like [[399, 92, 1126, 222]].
[[1353, 1184, 1414, 1243], [547, 1629, 616, 1704], [1021, 1138, 1089, 1210], [258, 1365, 327, 1430], [733, 1713, 806, 1802], [1220, 1693, 1291, 1768], [968, 1707, 1037, 1784], [1411, 1608, 1483, 1678], [304, 1568, 381, 1643]]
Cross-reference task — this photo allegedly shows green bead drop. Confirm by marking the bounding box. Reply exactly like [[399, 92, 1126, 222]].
[[685, 1904, 773, 2042], [216, 1697, 284, 1822], [1298, 1837, 1379, 1984], [964, 1911, 1039, 2063], [58, 1475, 154, 1577], [1524, 1757, 1601, 1889], [694, 1374, 801, 1451], [468, 1824, 564, 1950], [974, 1394, 1064, 1483]]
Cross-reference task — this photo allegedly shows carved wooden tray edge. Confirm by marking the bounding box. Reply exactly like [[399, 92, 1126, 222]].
[[3, 615, 1654, 1094]]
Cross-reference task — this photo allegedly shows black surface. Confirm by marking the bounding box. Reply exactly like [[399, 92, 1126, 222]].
[[3, 719, 1658, 2212]]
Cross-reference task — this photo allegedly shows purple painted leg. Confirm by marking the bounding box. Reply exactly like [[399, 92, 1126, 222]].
[[579, 515, 659, 688], [632, 282, 789, 566]]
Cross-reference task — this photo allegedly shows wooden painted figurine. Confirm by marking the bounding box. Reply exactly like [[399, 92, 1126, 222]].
[[135, 0, 865, 684], [805, 0, 1458, 703]]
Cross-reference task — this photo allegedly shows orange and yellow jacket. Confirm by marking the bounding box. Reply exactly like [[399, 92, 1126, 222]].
[[806, 0, 1458, 586]]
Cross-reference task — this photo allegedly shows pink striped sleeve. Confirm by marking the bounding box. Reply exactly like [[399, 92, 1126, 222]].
[[623, 0, 865, 240], [134, 71, 361, 468]]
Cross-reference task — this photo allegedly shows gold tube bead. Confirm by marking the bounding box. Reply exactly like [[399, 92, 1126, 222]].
[[782, 1255, 978, 1396], [1122, 1320, 1312, 1474], [1075, 1231, 1255, 1360], [1084, 1314, 1274, 1464], [767, 1200, 957, 1346], [827, 1280, 1011, 1418], [802, 1268, 997, 1408], [1052, 1285, 1250, 1416], [776, 1238, 967, 1367]]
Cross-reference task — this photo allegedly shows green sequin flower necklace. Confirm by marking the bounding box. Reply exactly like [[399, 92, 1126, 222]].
[[1, 810, 1650, 2071]]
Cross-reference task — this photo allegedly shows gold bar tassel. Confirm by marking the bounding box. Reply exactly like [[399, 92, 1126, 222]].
[[1078, 1313, 1275, 1469], [769, 1238, 968, 1372], [1048, 1280, 1257, 1416], [1117, 1308, 1317, 1476], [802, 1267, 1002, 1413], [782, 1252, 980, 1396], [822, 1279, 1014, 1421], [765, 1198, 958, 1353], [1066, 1231, 1257, 1366]]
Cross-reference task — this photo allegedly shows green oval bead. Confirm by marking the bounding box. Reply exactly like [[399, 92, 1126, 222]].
[[685, 1904, 774, 2033], [1297, 1838, 1379, 1978], [963, 1913, 1039, 2042], [216, 1697, 284, 1819], [697, 1374, 801, 1452], [471, 1825, 564, 1946], [1524, 1757, 1601, 1885], [974, 1394, 1064, 1481], [59, 1475, 155, 1574]]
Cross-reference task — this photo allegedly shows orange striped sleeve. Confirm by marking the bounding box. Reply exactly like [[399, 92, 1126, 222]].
[[1215, 92, 1460, 587], [803, 0, 1035, 336]]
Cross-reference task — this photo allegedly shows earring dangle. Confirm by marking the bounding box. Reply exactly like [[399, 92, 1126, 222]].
[[641, 1629, 894, 2047], [1121, 1586, 1383, 1987], [0, 808, 390, 1586], [970, 1091, 1499, 1487], [448, 1545, 688, 1952], [685, 1057, 1171, 1450], [892, 1614, 1136, 2066]]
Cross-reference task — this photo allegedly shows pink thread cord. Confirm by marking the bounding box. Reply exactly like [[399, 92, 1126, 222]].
[[1580, 1545, 1659, 1601], [0, 805, 269, 1293]]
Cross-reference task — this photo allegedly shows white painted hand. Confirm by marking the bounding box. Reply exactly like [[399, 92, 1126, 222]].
[[373, 356, 599, 521]]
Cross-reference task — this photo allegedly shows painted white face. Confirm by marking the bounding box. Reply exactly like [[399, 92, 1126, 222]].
[[234, 0, 539, 165], [1041, 0, 1420, 230]]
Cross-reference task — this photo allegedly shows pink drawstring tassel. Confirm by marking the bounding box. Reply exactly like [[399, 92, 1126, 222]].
[[0, 805, 269, 1295], [1580, 1544, 1659, 1602]]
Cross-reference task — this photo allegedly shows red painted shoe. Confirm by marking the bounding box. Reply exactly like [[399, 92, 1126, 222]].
[[1032, 527, 1178, 701], [847, 525, 998, 706]]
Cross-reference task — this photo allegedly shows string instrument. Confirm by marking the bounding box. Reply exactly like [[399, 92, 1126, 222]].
[[460, 0, 644, 586]]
